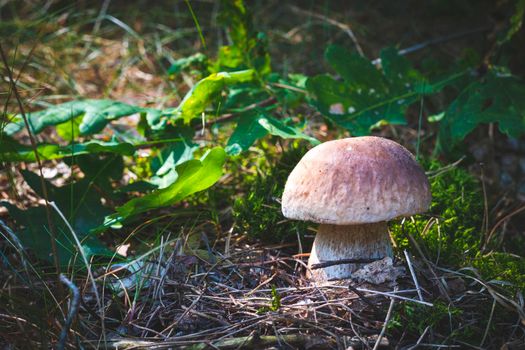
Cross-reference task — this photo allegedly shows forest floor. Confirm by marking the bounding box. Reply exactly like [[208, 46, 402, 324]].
[[1, 1, 525, 349]]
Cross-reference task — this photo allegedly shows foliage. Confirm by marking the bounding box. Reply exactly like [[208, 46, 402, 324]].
[[307, 45, 434, 135], [4, 99, 157, 136], [1, 0, 524, 282], [233, 142, 309, 243], [307, 46, 525, 151], [226, 111, 318, 155], [388, 301, 463, 335], [96, 147, 227, 232], [0, 136, 135, 162], [437, 69, 525, 153], [1, 168, 115, 267], [257, 285, 281, 313]]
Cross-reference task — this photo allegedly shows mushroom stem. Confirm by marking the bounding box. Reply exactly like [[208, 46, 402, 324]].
[[307, 222, 393, 281]]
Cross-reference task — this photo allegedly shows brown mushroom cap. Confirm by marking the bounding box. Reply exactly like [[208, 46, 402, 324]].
[[281, 136, 431, 225]]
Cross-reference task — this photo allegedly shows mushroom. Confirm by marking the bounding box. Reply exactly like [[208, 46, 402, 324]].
[[281, 136, 431, 281]]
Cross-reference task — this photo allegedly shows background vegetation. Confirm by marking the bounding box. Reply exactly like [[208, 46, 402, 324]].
[[1, 0, 524, 348]]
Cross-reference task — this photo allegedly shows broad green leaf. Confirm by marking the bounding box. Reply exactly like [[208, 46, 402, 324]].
[[21, 170, 112, 234], [438, 70, 525, 152], [4, 99, 175, 136], [261, 117, 317, 143], [1, 202, 113, 267], [74, 154, 125, 200], [95, 147, 227, 231], [149, 127, 199, 189], [176, 70, 255, 124], [226, 112, 319, 155], [226, 112, 268, 155], [1, 169, 115, 267], [56, 114, 83, 141], [0, 137, 135, 162], [79, 100, 141, 134], [306, 45, 456, 135], [325, 45, 386, 90], [5, 70, 255, 135]]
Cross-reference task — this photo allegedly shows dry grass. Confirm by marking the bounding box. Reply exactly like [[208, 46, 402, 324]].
[[2, 1, 525, 349], [2, 226, 523, 349]]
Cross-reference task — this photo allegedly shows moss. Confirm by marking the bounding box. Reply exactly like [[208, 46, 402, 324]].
[[388, 301, 463, 334], [232, 140, 309, 243], [390, 160, 484, 266], [390, 160, 524, 295], [472, 252, 525, 293]]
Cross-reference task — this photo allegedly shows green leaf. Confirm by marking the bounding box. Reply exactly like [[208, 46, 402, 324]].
[[306, 45, 455, 135], [4, 99, 174, 136], [168, 53, 208, 75], [4, 70, 256, 135], [0, 137, 135, 162], [438, 70, 525, 153], [226, 112, 268, 155], [1, 169, 115, 267], [149, 128, 199, 189], [95, 147, 227, 231], [226, 112, 319, 155], [213, 0, 271, 75], [1, 202, 112, 267], [78, 100, 142, 135], [176, 70, 255, 124], [74, 154, 125, 200], [21, 170, 112, 234], [56, 114, 83, 142]]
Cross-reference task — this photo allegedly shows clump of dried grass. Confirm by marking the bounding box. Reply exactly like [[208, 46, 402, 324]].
[[3, 228, 520, 349]]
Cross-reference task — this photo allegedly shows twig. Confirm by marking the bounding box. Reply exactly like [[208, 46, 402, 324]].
[[483, 204, 525, 252], [347, 283, 383, 312], [425, 156, 465, 178], [311, 257, 383, 269], [57, 274, 80, 350], [404, 250, 424, 302], [356, 288, 434, 307], [371, 26, 490, 65], [480, 299, 496, 348], [403, 219, 451, 302], [288, 5, 364, 56], [373, 296, 395, 350], [406, 326, 429, 350]]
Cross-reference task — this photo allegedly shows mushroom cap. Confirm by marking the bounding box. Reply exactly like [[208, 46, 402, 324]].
[[281, 136, 431, 225]]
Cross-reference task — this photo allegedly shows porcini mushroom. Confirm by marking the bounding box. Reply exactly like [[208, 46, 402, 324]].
[[281, 136, 431, 281]]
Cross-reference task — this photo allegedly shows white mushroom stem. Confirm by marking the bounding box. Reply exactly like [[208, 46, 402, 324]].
[[307, 222, 393, 281]]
